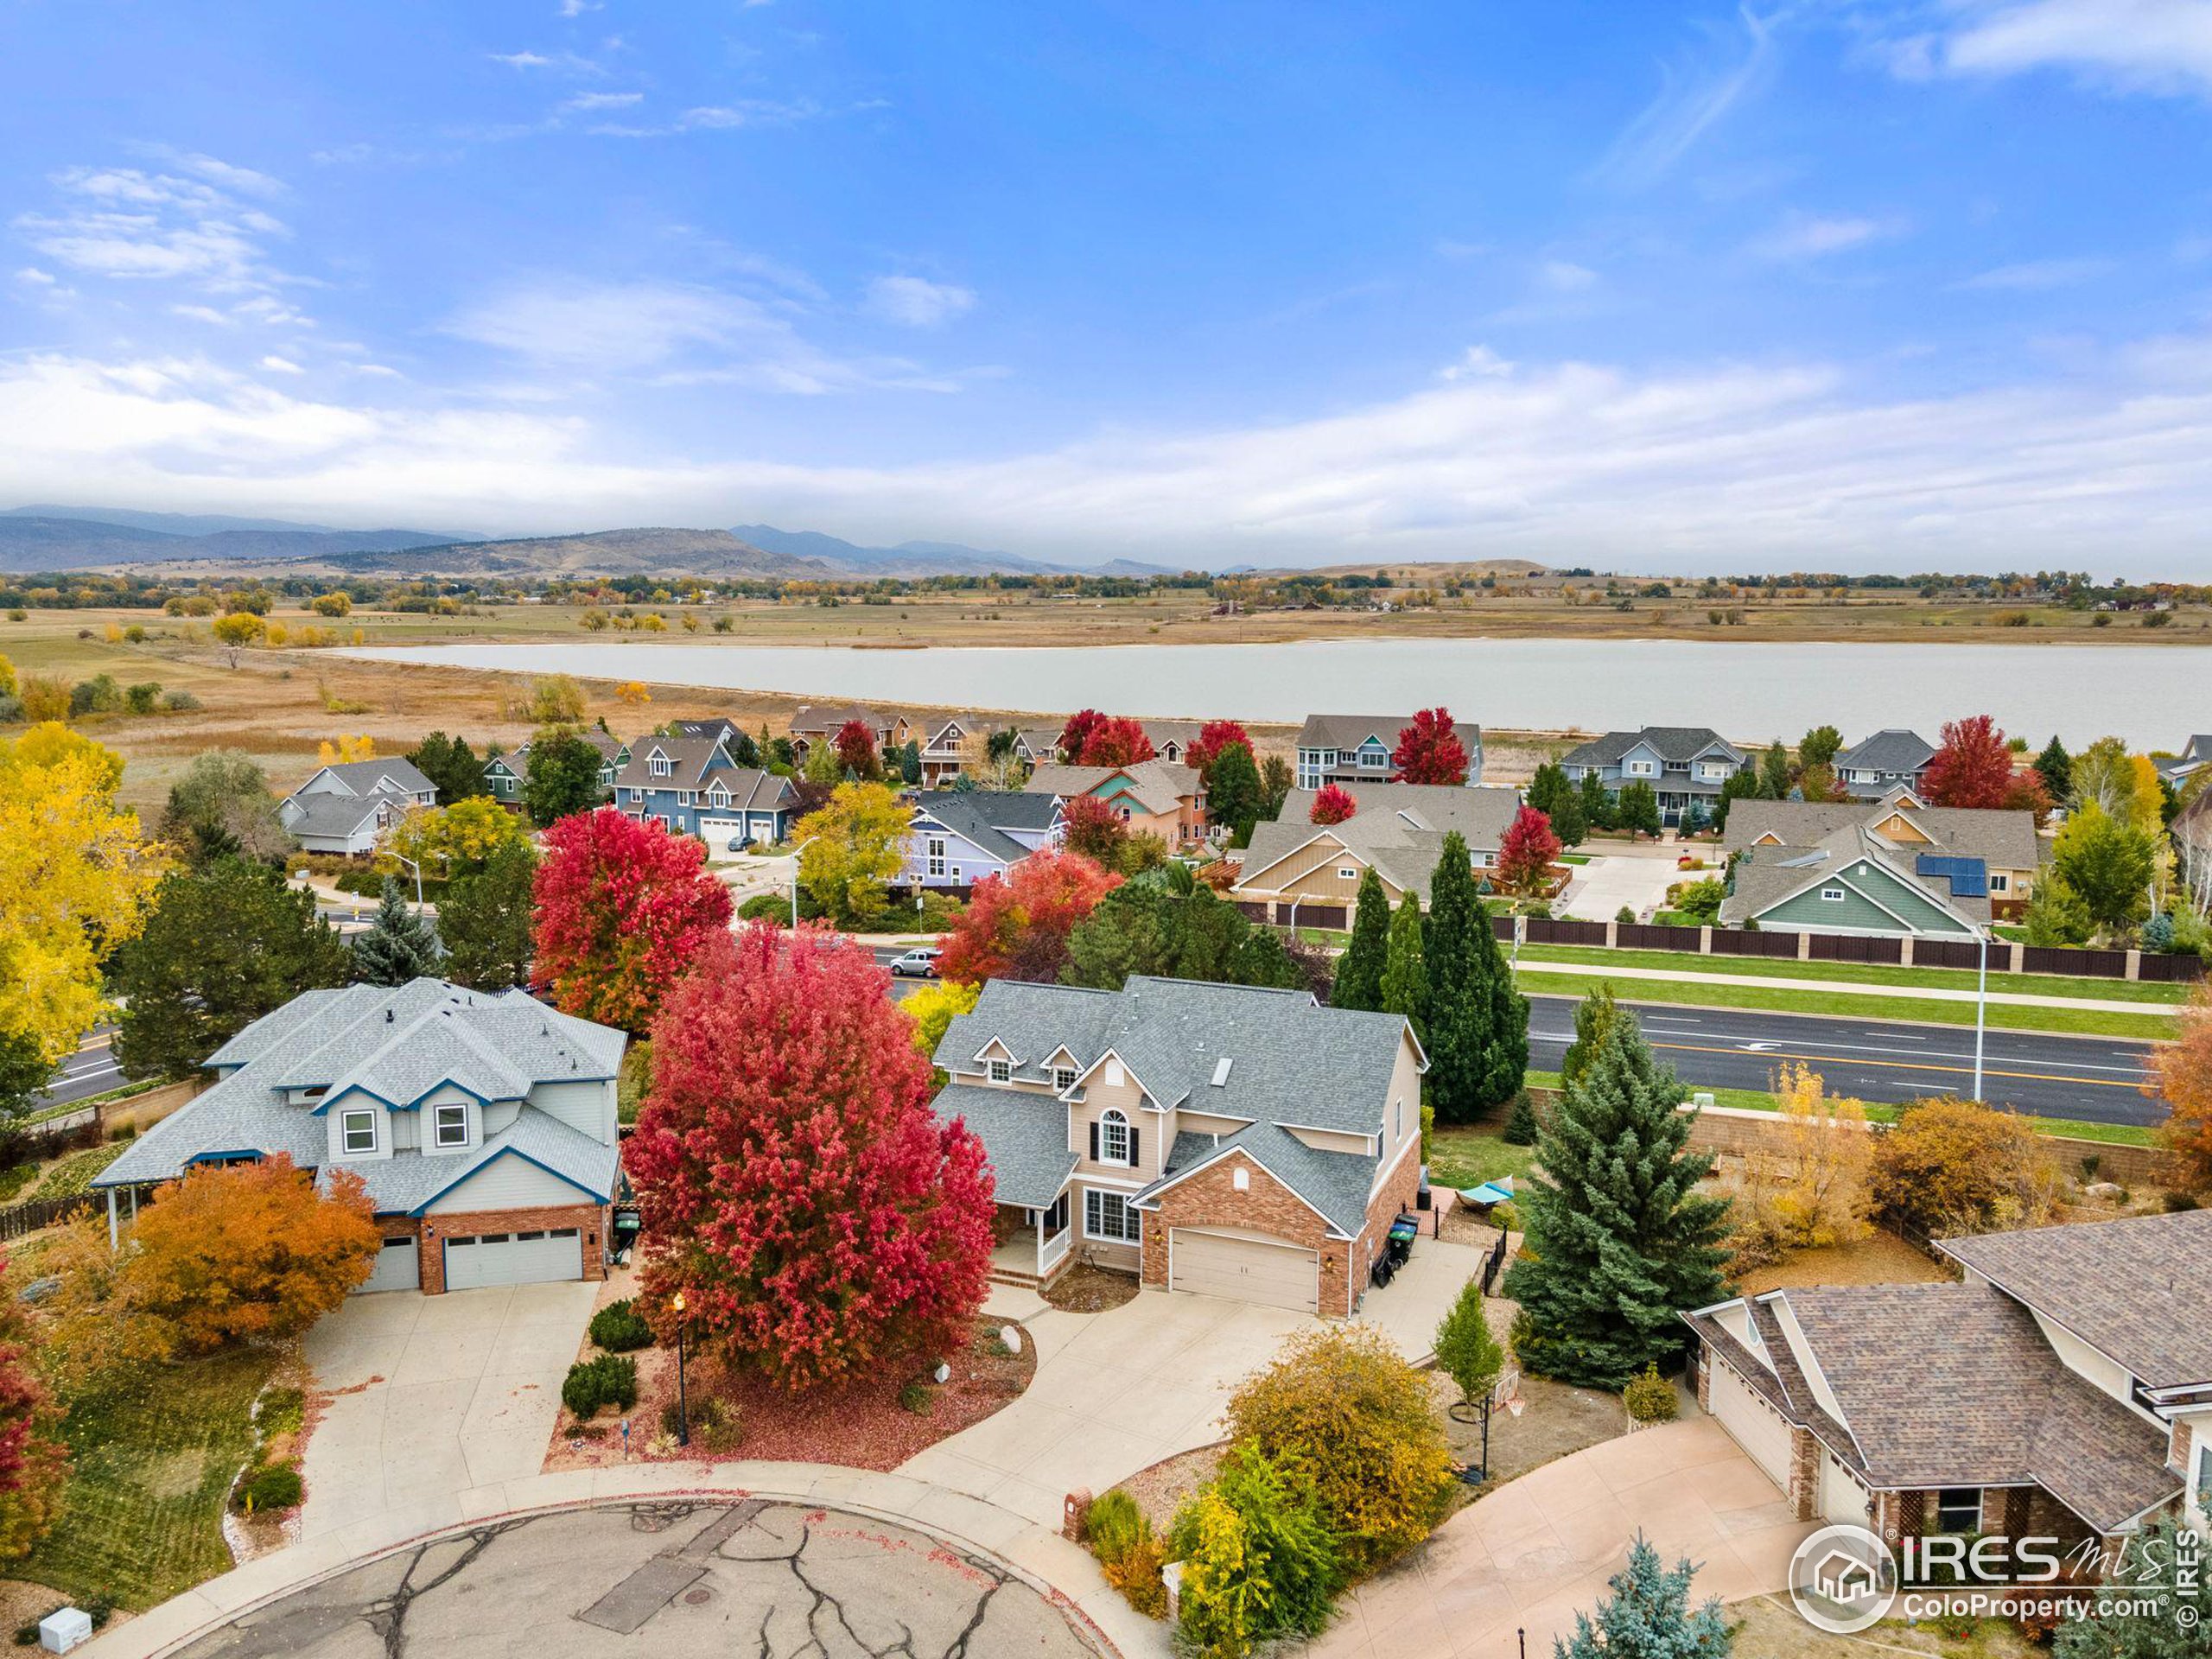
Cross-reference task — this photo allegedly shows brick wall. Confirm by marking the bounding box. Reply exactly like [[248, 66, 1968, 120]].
[[1788, 1427, 1820, 1522], [411, 1202, 608, 1294], [1346, 1146, 1421, 1318]]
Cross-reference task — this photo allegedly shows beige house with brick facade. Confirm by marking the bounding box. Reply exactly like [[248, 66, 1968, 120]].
[[1685, 1209, 2209, 1553], [931, 976, 1426, 1315], [1026, 760, 1210, 849], [96, 979, 626, 1297], [1231, 783, 1521, 928]]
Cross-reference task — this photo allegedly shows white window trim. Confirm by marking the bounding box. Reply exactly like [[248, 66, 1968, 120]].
[[1988, 873, 2010, 893], [433, 1102, 469, 1149], [1098, 1109, 1133, 1166], [1820, 887, 1847, 902], [1337, 867, 1358, 880], [340, 1108, 377, 1155], [1052, 1066, 1078, 1094], [987, 1058, 1013, 1085], [1084, 1188, 1141, 1243]]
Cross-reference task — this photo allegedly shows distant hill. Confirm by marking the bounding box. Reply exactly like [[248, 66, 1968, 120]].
[[0, 512, 470, 575], [733, 524, 1177, 579], [329, 527, 840, 581]]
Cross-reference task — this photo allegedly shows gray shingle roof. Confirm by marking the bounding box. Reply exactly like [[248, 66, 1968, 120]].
[[1560, 727, 1742, 767], [298, 757, 436, 798], [1937, 1209, 2212, 1389], [1296, 714, 1480, 753], [912, 791, 1062, 864], [700, 767, 796, 813], [99, 979, 626, 1216], [1835, 729, 1935, 774], [789, 702, 882, 738], [613, 735, 733, 792], [1135, 1120, 1376, 1237], [1025, 761, 1200, 817], [281, 793, 399, 841], [1718, 828, 1991, 929], [932, 1083, 1078, 1209], [1726, 798, 2042, 872], [1237, 784, 1521, 902]]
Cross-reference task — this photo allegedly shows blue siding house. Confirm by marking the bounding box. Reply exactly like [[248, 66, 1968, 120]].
[[902, 791, 1065, 892], [612, 736, 798, 848]]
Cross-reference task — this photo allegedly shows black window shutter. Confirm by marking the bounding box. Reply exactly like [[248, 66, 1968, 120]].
[[1130, 1127, 1141, 1166], [1089, 1122, 1100, 1161]]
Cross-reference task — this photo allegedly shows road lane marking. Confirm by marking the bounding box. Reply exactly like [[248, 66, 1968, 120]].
[[1643, 1039, 2147, 1091]]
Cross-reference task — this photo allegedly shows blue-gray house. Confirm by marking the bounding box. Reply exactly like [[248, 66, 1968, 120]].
[[612, 735, 799, 848], [902, 791, 1065, 893]]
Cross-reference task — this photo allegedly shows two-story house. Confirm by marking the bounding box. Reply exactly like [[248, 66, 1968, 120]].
[[279, 757, 438, 855], [484, 731, 627, 810], [932, 977, 1427, 1315], [1025, 760, 1210, 849], [93, 978, 627, 1294], [1833, 730, 1936, 800], [903, 791, 1065, 893], [789, 703, 906, 763], [2158, 734, 2212, 791], [612, 735, 798, 846], [1558, 728, 1749, 827], [1231, 783, 1522, 927], [1141, 721, 1205, 766], [916, 713, 1013, 787], [1686, 1209, 2209, 1551], [1294, 714, 1484, 791], [1723, 795, 2043, 925]]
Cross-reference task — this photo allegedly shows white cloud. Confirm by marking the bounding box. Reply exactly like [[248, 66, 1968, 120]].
[[14, 162, 295, 297], [156, 150, 287, 199], [1439, 346, 1515, 381], [491, 50, 553, 67], [1898, 0, 2212, 99], [1955, 257, 2115, 289], [258, 354, 304, 374], [11, 330, 2212, 572], [15, 267, 55, 286], [864, 275, 976, 327], [564, 92, 642, 111], [1593, 7, 1777, 186], [557, 0, 601, 14], [1750, 213, 1904, 259], [170, 302, 231, 323], [1539, 260, 1599, 292]]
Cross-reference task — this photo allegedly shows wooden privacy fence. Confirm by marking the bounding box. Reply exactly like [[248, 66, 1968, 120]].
[[0, 1193, 94, 1243]]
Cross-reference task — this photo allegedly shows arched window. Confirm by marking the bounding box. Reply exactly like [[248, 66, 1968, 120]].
[[1098, 1109, 1132, 1166]]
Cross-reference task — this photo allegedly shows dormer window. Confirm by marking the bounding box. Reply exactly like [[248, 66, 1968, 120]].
[[434, 1103, 468, 1148], [650, 753, 673, 778], [341, 1108, 377, 1155], [987, 1058, 1012, 1085], [1052, 1066, 1078, 1093]]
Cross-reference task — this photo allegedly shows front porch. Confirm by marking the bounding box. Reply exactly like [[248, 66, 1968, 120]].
[[989, 1196, 1075, 1290]]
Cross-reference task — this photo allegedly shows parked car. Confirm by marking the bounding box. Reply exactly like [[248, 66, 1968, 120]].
[[889, 947, 942, 979]]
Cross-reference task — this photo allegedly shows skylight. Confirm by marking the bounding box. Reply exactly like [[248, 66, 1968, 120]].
[[1211, 1057, 1234, 1087]]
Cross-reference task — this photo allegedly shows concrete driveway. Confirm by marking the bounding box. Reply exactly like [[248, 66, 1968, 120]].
[[1557, 846, 1688, 922], [906, 1240, 1484, 1529], [299, 1281, 599, 1541], [1309, 1417, 1816, 1659]]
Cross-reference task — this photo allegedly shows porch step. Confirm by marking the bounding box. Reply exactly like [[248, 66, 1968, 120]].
[[988, 1265, 1043, 1290]]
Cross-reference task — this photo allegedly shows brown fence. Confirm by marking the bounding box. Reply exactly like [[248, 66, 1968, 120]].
[[0, 1193, 96, 1244], [1707, 926, 1801, 959], [1911, 938, 1985, 971], [2021, 944, 2127, 978], [1235, 901, 1272, 922], [1293, 904, 1348, 931], [1808, 933, 1905, 965], [1525, 918, 1609, 948], [1616, 922, 1703, 952], [2138, 952, 2209, 983]]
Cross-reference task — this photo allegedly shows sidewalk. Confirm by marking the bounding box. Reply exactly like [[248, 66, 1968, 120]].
[[1508, 955, 2164, 1017]]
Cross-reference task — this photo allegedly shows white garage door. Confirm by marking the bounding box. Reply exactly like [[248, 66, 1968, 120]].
[[356, 1234, 421, 1294], [1709, 1357, 1794, 1488], [696, 817, 749, 859], [443, 1227, 583, 1292], [1819, 1448, 1869, 1527], [1169, 1229, 1318, 1313]]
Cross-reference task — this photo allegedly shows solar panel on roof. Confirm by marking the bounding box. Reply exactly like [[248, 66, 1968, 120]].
[[1915, 853, 1988, 899]]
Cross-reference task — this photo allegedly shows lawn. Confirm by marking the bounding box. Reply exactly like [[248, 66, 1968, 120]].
[[19, 1348, 276, 1611], [1511, 969, 2177, 1042], [33, 1144, 129, 1199], [1427, 1128, 1539, 1191], [1511, 942, 2193, 1007]]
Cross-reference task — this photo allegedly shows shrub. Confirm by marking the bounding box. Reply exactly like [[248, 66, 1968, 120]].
[[660, 1395, 741, 1451], [234, 1462, 303, 1513], [1501, 1090, 1540, 1146], [735, 892, 790, 925], [1867, 1098, 2060, 1238], [257, 1386, 306, 1438], [1623, 1363, 1678, 1423], [1104, 1533, 1169, 1619], [1222, 1325, 1452, 1576], [1171, 1442, 1342, 1648], [1171, 1489, 1253, 1659], [589, 1298, 654, 1353], [563, 1353, 639, 1419], [1084, 1489, 1148, 1566], [162, 689, 201, 711], [898, 1380, 932, 1414]]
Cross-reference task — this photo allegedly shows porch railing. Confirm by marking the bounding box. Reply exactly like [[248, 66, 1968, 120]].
[[1039, 1225, 1072, 1274]]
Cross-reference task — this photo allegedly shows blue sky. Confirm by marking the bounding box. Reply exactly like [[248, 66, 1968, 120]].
[[6, 1, 2212, 574]]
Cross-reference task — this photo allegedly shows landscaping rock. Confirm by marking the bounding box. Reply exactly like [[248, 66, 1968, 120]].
[[999, 1324, 1022, 1355], [2085, 1181, 2126, 1201]]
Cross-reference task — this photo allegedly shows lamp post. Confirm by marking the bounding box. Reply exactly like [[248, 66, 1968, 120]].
[[1974, 927, 1989, 1103], [788, 836, 820, 929], [671, 1290, 690, 1448], [391, 852, 425, 909]]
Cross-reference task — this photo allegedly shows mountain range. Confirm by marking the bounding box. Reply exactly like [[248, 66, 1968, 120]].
[[0, 507, 1177, 581]]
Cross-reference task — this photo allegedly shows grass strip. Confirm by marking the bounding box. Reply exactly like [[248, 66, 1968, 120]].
[[1512, 969, 2177, 1042], [1510, 942, 2193, 1006]]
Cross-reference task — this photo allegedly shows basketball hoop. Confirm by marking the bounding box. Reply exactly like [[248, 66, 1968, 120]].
[[1505, 1395, 1526, 1418]]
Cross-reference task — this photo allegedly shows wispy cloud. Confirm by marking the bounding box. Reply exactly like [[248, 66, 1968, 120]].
[[1438, 345, 1515, 382], [1539, 259, 1599, 292], [16, 165, 283, 285], [258, 354, 304, 374], [1592, 6, 1777, 187], [864, 275, 975, 327], [1955, 256, 2115, 289], [491, 50, 553, 68], [1749, 212, 1905, 260], [564, 91, 643, 112], [1890, 0, 2212, 99]]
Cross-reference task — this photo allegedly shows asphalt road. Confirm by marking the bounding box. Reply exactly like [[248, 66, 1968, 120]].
[[868, 949, 2165, 1129], [31, 1025, 121, 1109]]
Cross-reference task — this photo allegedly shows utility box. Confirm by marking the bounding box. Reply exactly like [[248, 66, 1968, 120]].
[[39, 1608, 92, 1654]]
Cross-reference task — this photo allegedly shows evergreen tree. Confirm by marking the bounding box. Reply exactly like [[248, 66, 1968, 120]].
[[1678, 798, 1709, 837], [1711, 768, 1758, 834], [2032, 734, 2072, 807], [1379, 888, 1429, 1042], [1579, 768, 1613, 832], [1758, 741, 1791, 799], [524, 728, 607, 826], [1555, 1537, 1732, 1659], [1503, 1009, 1731, 1388], [1422, 833, 1528, 1122], [1502, 1090, 1541, 1145], [724, 727, 761, 768], [1560, 985, 1624, 1090], [1206, 741, 1265, 845], [900, 740, 922, 784], [1798, 725, 1843, 772], [353, 876, 442, 987], [114, 858, 353, 1081], [1332, 869, 1390, 1011], [2053, 1516, 2200, 1659], [1616, 780, 1662, 839], [439, 838, 539, 991], [405, 731, 487, 803], [1526, 761, 1586, 848]]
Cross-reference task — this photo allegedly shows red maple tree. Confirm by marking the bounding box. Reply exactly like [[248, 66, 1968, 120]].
[[2002, 769, 2054, 824], [627, 924, 995, 1391], [1186, 718, 1255, 779], [0, 1249, 62, 1556], [1391, 709, 1471, 785], [532, 806, 735, 1033], [2152, 981, 2212, 1191], [1060, 792, 1128, 866], [1921, 715, 2014, 809], [1058, 709, 1109, 760], [833, 718, 880, 779], [1074, 715, 1155, 767], [1309, 783, 1358, 825], [1496, 804, 1562, 893], [938, 849, 1122, 984]]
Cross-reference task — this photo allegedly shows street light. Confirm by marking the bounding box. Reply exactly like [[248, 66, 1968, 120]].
[[1974, 926, 1989, 1103], [671, 1290, 690, 1448], [788, 836, 820, 929], [389, 852, 425, 910]]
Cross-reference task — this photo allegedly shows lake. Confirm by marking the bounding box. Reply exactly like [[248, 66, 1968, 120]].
[[351, 637, 2208, 747]]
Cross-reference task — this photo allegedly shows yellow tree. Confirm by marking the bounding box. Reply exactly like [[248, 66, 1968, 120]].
[[1731, 1062, 1872, 1267], [0, 724, 163, 1072], [317, 734, 377, 765], [615, 680, 652, 706], [796, 782, 910, 926], [210, 611, 265, 664], [2151, 981, 2212, 1192], [385, 797, 528, 878]]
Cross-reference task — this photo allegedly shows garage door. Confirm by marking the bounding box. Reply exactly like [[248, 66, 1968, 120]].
[[442, 1227, 583, 1292], [1818, 1448, 1869, 1527], [356, 1234, 421, 1294], [1169, 1229, 1318, 1313], [696, 817, 748, 858], [1708, 1357, 1794, 1488]]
